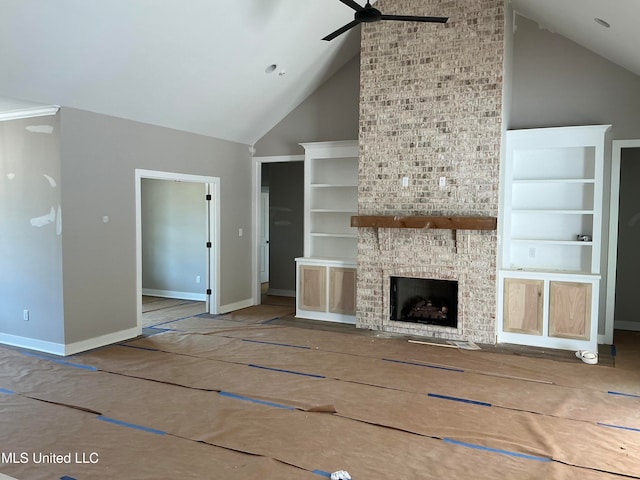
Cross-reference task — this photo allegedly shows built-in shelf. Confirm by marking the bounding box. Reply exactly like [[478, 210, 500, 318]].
[[512, 209, 594, 214], [512, 178, 595, 184], [311, 233, 358, 238], [511, 239, 593, 246], [298, 140, 359, 325], [497, 124, 611, 354], [311, 184, 357, 188], [350, 215, 497, 230]]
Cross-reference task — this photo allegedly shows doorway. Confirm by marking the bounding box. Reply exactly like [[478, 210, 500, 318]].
[[606, 141, 640, 342], [252, 155, 304, 306], [135, 169, 221, 331]]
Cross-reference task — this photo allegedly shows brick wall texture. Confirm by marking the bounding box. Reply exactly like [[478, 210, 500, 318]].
[[357, 0, 505, 343]]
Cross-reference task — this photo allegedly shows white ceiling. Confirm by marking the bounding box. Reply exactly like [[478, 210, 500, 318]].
[[0, 1, 638, 145]]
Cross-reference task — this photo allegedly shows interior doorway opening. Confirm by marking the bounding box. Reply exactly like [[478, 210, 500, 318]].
[[606, 141, 640, 344], [253, 155, 304, 308], [135, 169, 220, 332]]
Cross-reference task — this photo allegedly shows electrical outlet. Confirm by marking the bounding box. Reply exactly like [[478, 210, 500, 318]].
[[528, 247, 536, 258], [196, 276, 201, 284], [401, 176, 409, 188], [238, 228, 243, 237], [23, 310, 29, 321], [439, 176, 446, 187]]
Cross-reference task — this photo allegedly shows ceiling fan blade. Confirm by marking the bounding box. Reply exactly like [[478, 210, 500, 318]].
[[322, 20, 361, 41], [380, 14, 448, 23], [338, 0, 364, 12]]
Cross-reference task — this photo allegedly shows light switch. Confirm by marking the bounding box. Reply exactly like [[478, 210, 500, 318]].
[[439, 177, 446, 187]]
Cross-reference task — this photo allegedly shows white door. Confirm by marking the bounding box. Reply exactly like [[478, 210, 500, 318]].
[[260, 191, 270, 283]]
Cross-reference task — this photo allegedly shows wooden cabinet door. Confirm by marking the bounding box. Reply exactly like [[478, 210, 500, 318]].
[[549, 281, 591, 340], [328, 267, 356, 315], [299, 265, 326, 312], [503, 278, 543, 335]]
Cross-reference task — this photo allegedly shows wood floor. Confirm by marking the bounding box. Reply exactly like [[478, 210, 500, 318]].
[[1, 298, 639, 479]]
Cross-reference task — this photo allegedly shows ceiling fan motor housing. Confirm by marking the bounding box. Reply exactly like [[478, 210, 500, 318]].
[[356, 6, 382, 23]]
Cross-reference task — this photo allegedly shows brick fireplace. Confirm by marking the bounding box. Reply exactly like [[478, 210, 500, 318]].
[[355, 0, 505, 344]]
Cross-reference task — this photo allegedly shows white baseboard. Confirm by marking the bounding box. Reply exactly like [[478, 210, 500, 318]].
[[614, 321, 640, 332], [266, 288, 296, 297], [142, 288, 206, 302], [219, 298, 254, 314], [64, 326, 141, 355], [0, 333, 65, 356], [0, 326, 141, 357]]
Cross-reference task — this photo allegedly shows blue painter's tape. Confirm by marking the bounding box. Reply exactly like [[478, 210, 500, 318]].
[[443, 438, 552, 462], [428, 393, 491, 407], [97, 416, 166, 435], [248, 364, 325, 379], [242, 338, 310, 350], [261, 317, 279, 324], [0, 387, 15, 395], [219, 391, 296, 410], [382, 358, 464, 372], [608, 390, 640, 399], [120, 343, 159, 352], [598, 422, 640, 433], [20, 351, 97, 371], [312, 470, 332, 478]]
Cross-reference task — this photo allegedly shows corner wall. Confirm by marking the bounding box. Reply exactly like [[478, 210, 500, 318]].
[[59, 108, 252, 347], [0, 114, 64, 349], [357, 0, 505, 343]]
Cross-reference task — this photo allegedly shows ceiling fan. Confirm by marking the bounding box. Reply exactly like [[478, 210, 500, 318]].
[[323, 0, 448, 41]]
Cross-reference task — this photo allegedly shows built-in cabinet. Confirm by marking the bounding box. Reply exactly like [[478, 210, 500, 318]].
[[296, 141, 358, 323], [498, 125, 610, 352]]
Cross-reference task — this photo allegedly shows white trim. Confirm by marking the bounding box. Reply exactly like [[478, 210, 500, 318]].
[[613, 321, 640, 332], [64, 327, 140, 356], [251, 154, 305, 306], [605, 140, 640, 343], [219, 297, 254, 314], [0, 105, 59, 122], [141, 289, 206, 302], [0, 327, 142, 356], [255, 154, 304, 164], [135, 169, 221, 332], [0, 333, 65, 356]]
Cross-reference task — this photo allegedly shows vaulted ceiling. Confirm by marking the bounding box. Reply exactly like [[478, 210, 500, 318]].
[[0, 1, 637, 145]]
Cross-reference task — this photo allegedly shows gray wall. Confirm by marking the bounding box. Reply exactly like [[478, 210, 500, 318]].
[[511, 14, 640, 337], [0, 114, 64, 344], [263, 162, 304, 293], [141, 178, 207, 298], [59, 107, 252, 344], [511, 15, 640, 139], [253, 54, 360, 156], [614, 148, 640, 328]]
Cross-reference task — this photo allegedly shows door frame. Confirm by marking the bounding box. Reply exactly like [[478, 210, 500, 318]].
[[251, 154, 304, 304], [135, 169, 221, 330], [604, 140, 640, 342]]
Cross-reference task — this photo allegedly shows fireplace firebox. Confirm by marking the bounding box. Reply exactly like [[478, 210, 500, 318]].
[[390, 276, 458, 328]]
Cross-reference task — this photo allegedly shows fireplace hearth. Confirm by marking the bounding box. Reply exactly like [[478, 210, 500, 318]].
[[390, 276, 458, 328]]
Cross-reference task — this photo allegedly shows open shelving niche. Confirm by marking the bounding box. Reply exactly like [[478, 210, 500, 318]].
[[498, 125, 611, 352], [296, 141, 359, 324]]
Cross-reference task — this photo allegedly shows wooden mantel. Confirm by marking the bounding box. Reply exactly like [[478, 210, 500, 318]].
[[350, 215, 497, 230]]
